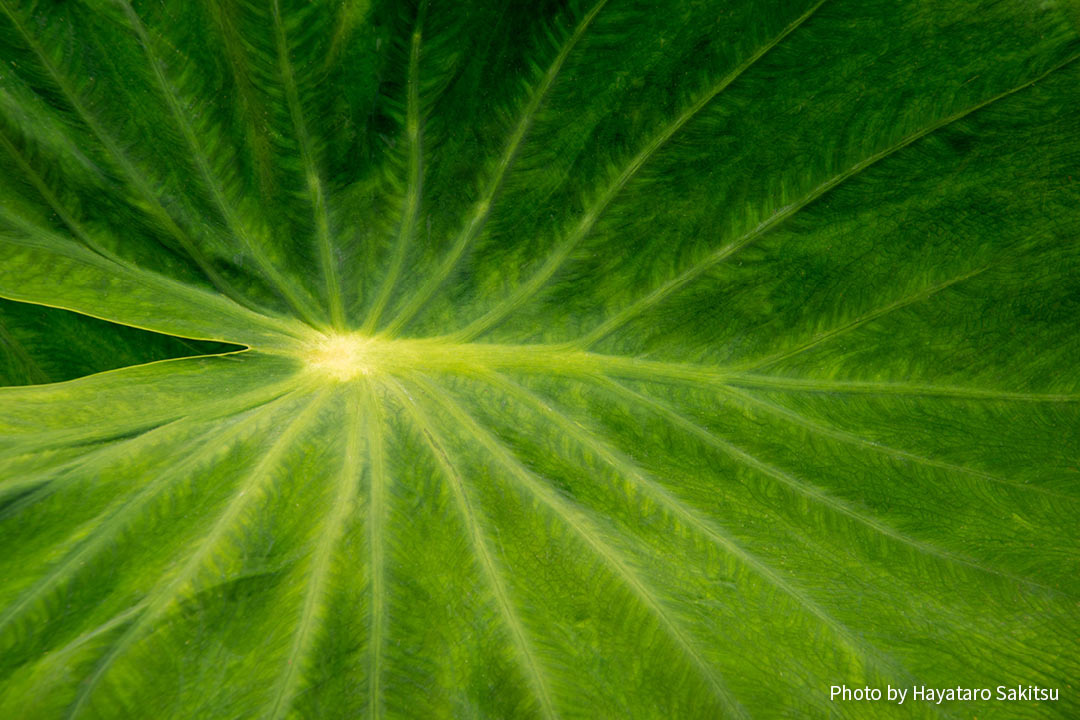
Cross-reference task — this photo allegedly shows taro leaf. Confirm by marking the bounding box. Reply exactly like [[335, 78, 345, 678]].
[[1, 0, 1079, 718]]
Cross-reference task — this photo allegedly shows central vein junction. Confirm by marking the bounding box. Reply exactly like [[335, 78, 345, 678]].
[[296, 333, 734, 385]]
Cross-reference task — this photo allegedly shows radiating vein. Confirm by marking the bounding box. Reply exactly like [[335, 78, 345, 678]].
[[267, 386, 365, 720], [363, 4, 427, 333], [323, 0, 371, 72], [305, 337, 1080, 405], [380, 0, 611, 336], [485, 372, 919, 681], [406, 374, 748, 719], [720, 385, 1080, 501], [119, 1, 326, 329], [50, 602, 148, 662], [0, 0, 246, 308], [0, 123, 266, 348], [724, 374, 1080, 402], [64, 390, 329, 720], [385, 378, 558, 720], [734, 265, 989, 371], [0, 418, 186, 524], [573, 54, 1080, 348], [0, 364, 307, 473], [0, 227, 311, 348], [600, 377, 1070, 597], [0, 390, 294, 641], [0, 126, 111, 260], [202, 0, 276, 200], [361, 379, 387, 720], [1, 600, 151, 714], [271, 0, 344, 329], [446, 0, 830, 342], [726, 496, 1063, 705]]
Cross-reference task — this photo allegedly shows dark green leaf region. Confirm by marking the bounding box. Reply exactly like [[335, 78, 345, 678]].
[[0, 298, 239, 385], [1, 0, 1079, 718]]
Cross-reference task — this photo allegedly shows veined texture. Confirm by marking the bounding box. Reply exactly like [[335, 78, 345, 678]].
[[1, 0, 1079, 718]]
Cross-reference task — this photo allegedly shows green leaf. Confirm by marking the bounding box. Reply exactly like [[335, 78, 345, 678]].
[[1, 0, 1078, 717]]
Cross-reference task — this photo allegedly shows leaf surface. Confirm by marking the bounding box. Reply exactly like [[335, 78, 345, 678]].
[[1, 0, 1079, 718]]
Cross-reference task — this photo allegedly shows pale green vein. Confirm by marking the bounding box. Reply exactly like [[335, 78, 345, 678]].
[[0, 362, 306, 470], [0, 0, 245, 308], [380, 0, 611, 337], [573, 54, 1080, 348], [486, 372, 917, 684], [406, 374, 748, 720], [0, 391, 294, 642], [267, 387, 365, 720], [386, 378, 558, 720], [119, 1, 326, 329], [346, 338, 1080, 404], [0, 418, 186, 523], [363, 4, 426, 333], [719, 385, 1080, 502], [271, 0, 344, 330], [361, 378, 387, 720], [724, 373, 1080, 402], [600, 377, 1069, 597], [0, 227, 312, 349], [0, 126, 110, 259], [807, 520, 1070, 695], [3, 601, 150, 714], [65, 390, 329, 720], [323, 0, 372, 73], [0, 314, 47, 385], [0, 124, 268, 347], [727, 497, 1050, 713], [734, 266, 989, 372], [202, 0, 277, 201], [309, 337, 736, 383], [445, 0, 830, 343], [49, 602, 148, 662]]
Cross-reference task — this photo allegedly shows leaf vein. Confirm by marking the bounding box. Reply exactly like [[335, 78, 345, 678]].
[[63, 389, 328, 720], [603, 378, 1070, 597], [121, 1, 327, 328], [447, 0, 831, 342], [270, 0, 345, 329], [387, 377, 559, 720], [267, 386, 366, 720], [362, 379, 388, 720], [363, 6, 427, 333], [380, 0, 611, 336], [0, 0, 246, 308], [407, 374, 748, 719], [574, 54, 1080, 348]]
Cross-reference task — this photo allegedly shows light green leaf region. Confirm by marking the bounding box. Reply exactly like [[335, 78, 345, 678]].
[[1, 0, 1078, 717]]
